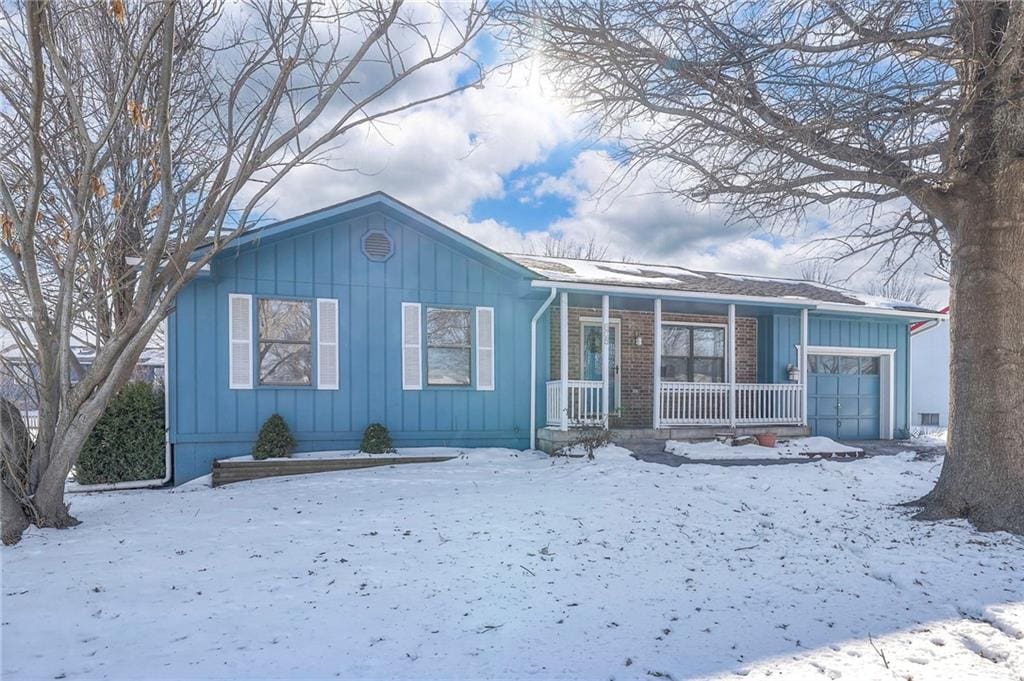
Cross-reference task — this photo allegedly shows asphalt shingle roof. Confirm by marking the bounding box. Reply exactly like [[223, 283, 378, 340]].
[[505, 254, 939, 314]]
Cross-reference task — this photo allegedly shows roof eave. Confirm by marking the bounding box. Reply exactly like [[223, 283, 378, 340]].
[[530, 280, 948, 321]]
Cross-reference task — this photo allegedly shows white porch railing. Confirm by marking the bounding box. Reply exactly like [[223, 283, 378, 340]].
[[660, 382, 803, 427], [546, 379, 605, 427], [734, 383, 803, 426], [660, 382, 730, 425]]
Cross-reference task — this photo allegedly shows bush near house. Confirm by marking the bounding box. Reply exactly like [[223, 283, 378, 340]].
[[360, 423, 395, 454], [76, 382, 166, 484], [556, 424, 613, 460], [252, 414, 297, 460]]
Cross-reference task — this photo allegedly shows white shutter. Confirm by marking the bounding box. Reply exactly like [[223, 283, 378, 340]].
[[316, 298, 339, 390], [476, 306, 494, 391], [401, 302, 422, 390], [228, 294, 253, 389]]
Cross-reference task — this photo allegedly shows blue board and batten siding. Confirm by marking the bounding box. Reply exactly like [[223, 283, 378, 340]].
[[168, 209, 545, 482], [765, 313, 912, 436]]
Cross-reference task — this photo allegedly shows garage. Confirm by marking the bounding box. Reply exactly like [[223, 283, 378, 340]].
[[807, 352, 883, 439]]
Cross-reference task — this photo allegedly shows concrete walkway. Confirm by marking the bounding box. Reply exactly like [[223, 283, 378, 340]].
[[627, 438, 946, 467]]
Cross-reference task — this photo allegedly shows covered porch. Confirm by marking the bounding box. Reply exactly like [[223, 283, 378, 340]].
[[536, 287, 811, 439]]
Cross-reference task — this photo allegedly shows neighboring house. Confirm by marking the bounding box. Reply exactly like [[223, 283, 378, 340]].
[[0, 343, 164, 431], [910, 306, 950, 429], [167, 192, 946, 482]]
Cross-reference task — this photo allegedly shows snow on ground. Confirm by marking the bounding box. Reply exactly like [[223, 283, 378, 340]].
[[909, 428, 949, 445], [3, 447, 1022, 681], [666, 435, 862, 461]]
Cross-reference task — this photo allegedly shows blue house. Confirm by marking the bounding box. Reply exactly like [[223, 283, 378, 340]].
[[167, 192, 945, 482]]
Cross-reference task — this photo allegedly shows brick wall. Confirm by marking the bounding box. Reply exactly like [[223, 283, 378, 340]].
[[550, 307, 758, 428]]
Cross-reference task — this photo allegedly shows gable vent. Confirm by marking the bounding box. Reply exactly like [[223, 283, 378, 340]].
[[361, 230, 394, 262]]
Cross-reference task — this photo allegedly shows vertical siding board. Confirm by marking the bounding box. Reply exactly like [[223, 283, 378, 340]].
[[313, 229, 332, 296], [332, 282, 352, 433], [214, 278, 236, 434], [418, 237, 434, 291], [175, 285, 197, 435], [467, 261, 483, 293], [366, 283, 386, 424], [349, 284, 369, 430], [436, 246, 452, 292], [293, 233, 314, 297], [349, 217, 369, 284], [385, 287, 403, 429], [402, 231, 419, 289]]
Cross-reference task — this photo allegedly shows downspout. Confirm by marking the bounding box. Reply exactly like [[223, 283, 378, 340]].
[[530, 287, 558, 450], [67, 346, 174, 493]]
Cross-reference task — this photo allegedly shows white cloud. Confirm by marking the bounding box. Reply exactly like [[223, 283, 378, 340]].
[[262, 56, 579, 223], [253, 26, 948, 307]]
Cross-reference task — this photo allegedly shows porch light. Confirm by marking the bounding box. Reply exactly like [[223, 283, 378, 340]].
[[787, 363, 800, 382], [634, 332, 643, 347]]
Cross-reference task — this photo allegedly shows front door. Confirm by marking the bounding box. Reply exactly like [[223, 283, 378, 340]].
[[581, 320, 620, 414], [808, 354, 881, 439]]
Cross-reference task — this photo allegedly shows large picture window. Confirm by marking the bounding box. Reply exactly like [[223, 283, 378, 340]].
[[426, 307, 472, 386], [661, 325, 725, 383], [258, 298, 312, 385]]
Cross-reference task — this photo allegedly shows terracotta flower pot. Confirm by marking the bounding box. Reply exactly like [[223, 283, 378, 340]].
[[755, 432, 777, 448]]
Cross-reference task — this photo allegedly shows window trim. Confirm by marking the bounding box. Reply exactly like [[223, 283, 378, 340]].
[[257, 297, 314, 387], [660, 321, 727, 383], [424, 305, 473, 387]]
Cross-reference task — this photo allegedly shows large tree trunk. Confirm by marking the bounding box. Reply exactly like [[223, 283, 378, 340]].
[[1, 399, 34, 544], [30, 415, 102, 529], [914, 164, 1024, 533]]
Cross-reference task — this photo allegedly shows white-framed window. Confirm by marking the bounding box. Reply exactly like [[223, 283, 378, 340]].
[[401, 303, 494, 391], [426, 306, 472, 386], [257, 298, 313, 386], [661, 324, 726, 382], [921, 412, 940, 426]]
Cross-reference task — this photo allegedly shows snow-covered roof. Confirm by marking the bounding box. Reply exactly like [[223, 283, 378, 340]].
[[506, 254, 941, 314]]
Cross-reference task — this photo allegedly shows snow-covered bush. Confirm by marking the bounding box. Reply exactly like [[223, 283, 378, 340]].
[[360, 423, 395, 454], [76, 382, 165, 484], [252, 414, 296, 460]]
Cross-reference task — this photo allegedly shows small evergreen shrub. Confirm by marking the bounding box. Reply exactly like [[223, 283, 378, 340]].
[[360, 423, 395, 454], [252, 414, 296, 460], [76, 382, 166, 484]]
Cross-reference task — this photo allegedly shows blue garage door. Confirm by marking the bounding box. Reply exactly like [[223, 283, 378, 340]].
[[808, 354, 881, 439]]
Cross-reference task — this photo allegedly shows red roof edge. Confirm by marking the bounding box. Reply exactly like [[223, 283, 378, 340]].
[[910, 305, 950, 333]]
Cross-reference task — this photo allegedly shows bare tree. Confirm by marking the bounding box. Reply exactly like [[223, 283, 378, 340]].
[[867, 271, 933, 308], [0, 0, 487, 542], [502, 1, 1024, 532], [798, 260, 842, 288], [529, 235, 611, 260]]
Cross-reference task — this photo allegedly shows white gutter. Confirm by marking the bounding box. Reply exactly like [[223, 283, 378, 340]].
[[67, 347, 173, 493], [529, 280, 948, 321], [813, 303, 948, 321], [529, 287, 558, 450], [124, 256, 210, 273]]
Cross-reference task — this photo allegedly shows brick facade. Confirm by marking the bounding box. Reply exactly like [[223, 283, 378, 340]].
[[550, 307, 758, 428]]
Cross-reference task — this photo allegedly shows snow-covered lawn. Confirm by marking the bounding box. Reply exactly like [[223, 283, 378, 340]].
[[665, 436, 863, 461], [3, 447, 1022, 680]]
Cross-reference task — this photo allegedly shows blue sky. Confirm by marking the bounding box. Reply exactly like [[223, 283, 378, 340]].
[[259, 31, 947, 305]]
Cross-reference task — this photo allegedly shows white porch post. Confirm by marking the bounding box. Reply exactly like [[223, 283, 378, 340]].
[[601, 294, 610, 428], [653, 298, 662, 429], [560, 291, 569, 431], [728, 303, 736, 428], [800, 307, 809, 426]]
